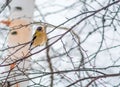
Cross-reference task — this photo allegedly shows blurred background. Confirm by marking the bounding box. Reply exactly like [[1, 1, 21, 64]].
[[0, 0, 120, 87]]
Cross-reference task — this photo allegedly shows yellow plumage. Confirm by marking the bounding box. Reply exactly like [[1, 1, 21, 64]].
[[30, 26, 47, 48]]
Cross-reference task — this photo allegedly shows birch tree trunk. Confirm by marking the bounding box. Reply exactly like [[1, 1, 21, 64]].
[[5, 0, 34, 87]]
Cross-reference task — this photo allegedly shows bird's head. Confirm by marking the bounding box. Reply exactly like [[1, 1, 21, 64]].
[[37, 26, 42, 31]]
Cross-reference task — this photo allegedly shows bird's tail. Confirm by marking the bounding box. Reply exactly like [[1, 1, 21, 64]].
[[29, 41, 33, 50]]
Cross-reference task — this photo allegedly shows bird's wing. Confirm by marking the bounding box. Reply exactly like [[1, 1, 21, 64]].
[[30, 35, 36, 48]]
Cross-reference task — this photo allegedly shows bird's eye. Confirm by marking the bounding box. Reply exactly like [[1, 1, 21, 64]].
[[37, 27, 42, 31]]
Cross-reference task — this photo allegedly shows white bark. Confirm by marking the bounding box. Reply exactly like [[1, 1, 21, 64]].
[[5, 0, 34, 87]]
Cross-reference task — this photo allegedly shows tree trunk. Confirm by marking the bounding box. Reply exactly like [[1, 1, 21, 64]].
[[5, 0, 34, 87]]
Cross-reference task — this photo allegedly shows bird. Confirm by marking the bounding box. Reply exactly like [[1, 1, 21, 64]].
[[29, 26, 47, 49]]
